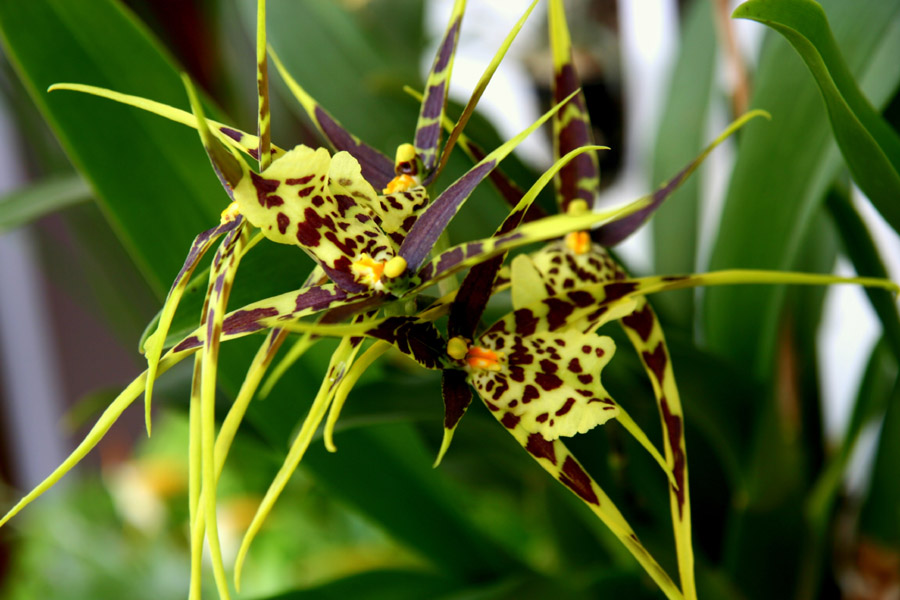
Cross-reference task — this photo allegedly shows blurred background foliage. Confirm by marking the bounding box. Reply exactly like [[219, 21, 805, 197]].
[[0, 0, 899, 598]]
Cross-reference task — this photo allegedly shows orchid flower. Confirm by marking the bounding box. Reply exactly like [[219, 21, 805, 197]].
[[2, 2, 897, 600], [0, 1, 647, 598]]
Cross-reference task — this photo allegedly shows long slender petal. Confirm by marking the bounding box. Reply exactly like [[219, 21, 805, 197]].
[[49, 83, 283, 162], [268, 47, 394, 189], [142, 219, 240, 435], [256, 0, 271, 171], [433, 0, 540, 180], [548, 0, 601, 213], [449, 145, 606, 339], [404, 85, 544, 220], [415, 0, 467, 175], [233, 336, 363, 590], [410, 198, 648, 294], [594, 109, 770, 246], [503, 425, 684, 600], [324, 340, 391, 452], [399, 89, 580, 271], [490, 269, 899, 340]]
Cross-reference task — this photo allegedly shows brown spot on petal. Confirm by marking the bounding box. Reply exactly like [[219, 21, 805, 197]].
[[522, 385, 540, 404], [621, 304, 654, 342], [661, 396, 686, 518], [604, 281, 638, 302], [555, 398, 576, 416], [514, 309, 538, 336], [276, 213, 290, 235], [642, 342, 668, 386], [501, 412, 521, 429], [539, 359, 558, 374], [525, 432, 557, 464], [223, 307, 280, 334], [535, 372, 563, 391], [560, 456, 599, 505]]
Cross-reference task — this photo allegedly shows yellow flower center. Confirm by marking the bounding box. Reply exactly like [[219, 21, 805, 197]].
[[565, 231, 591, 255], [350, 254, 408, 289], [350, 254, 386, 287], [383, 174, 418, 194], [448, 337, 504, 371]]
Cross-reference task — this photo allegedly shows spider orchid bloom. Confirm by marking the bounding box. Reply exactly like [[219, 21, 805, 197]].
[[3, 0, 656, 596]]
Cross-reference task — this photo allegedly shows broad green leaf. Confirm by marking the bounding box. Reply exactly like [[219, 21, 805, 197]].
[[733, 0, 900, 235], [0, 0, 227, 297], [650, 0, 717, 328], [0, 174, 91, 232], [704, 0, 900, 376]]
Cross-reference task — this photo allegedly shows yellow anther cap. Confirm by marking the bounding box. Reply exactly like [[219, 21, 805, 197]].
[[384, 256, 408, 279], [447, 336, 469, 361]]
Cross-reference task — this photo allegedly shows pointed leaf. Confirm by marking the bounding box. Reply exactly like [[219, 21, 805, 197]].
[[0, 174, 91, 232], [825, 186, 900, 361], [704, 0, 900, 375], [733, 0, 900, 234]]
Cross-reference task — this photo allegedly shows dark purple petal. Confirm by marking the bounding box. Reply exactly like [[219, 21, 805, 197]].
[[553, 63, 599, 213], [399, 160, 496, 270], [366, 317, 446, 370], [315, 106, 394, 190], [442, 369, 472, 429], [592, 162, 690, 247]]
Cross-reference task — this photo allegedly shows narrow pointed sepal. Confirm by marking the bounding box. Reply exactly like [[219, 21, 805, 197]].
[[434, 369, 473, 467], [49, 83, 284, 162], [399, 89, 581, 271], [142, 218, 240, 436], [447, 145, 607, 339], [548, 0, 601, 212], [594, 109, 770, 246], [233, 336, 361, 590], [412, 197, 647, 292], [183, 74, 246, 193], [415, 0, 467, 174], [268, 47, 394, 189], [434, 0, 541, 180], [256, 0, 272, 171]]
